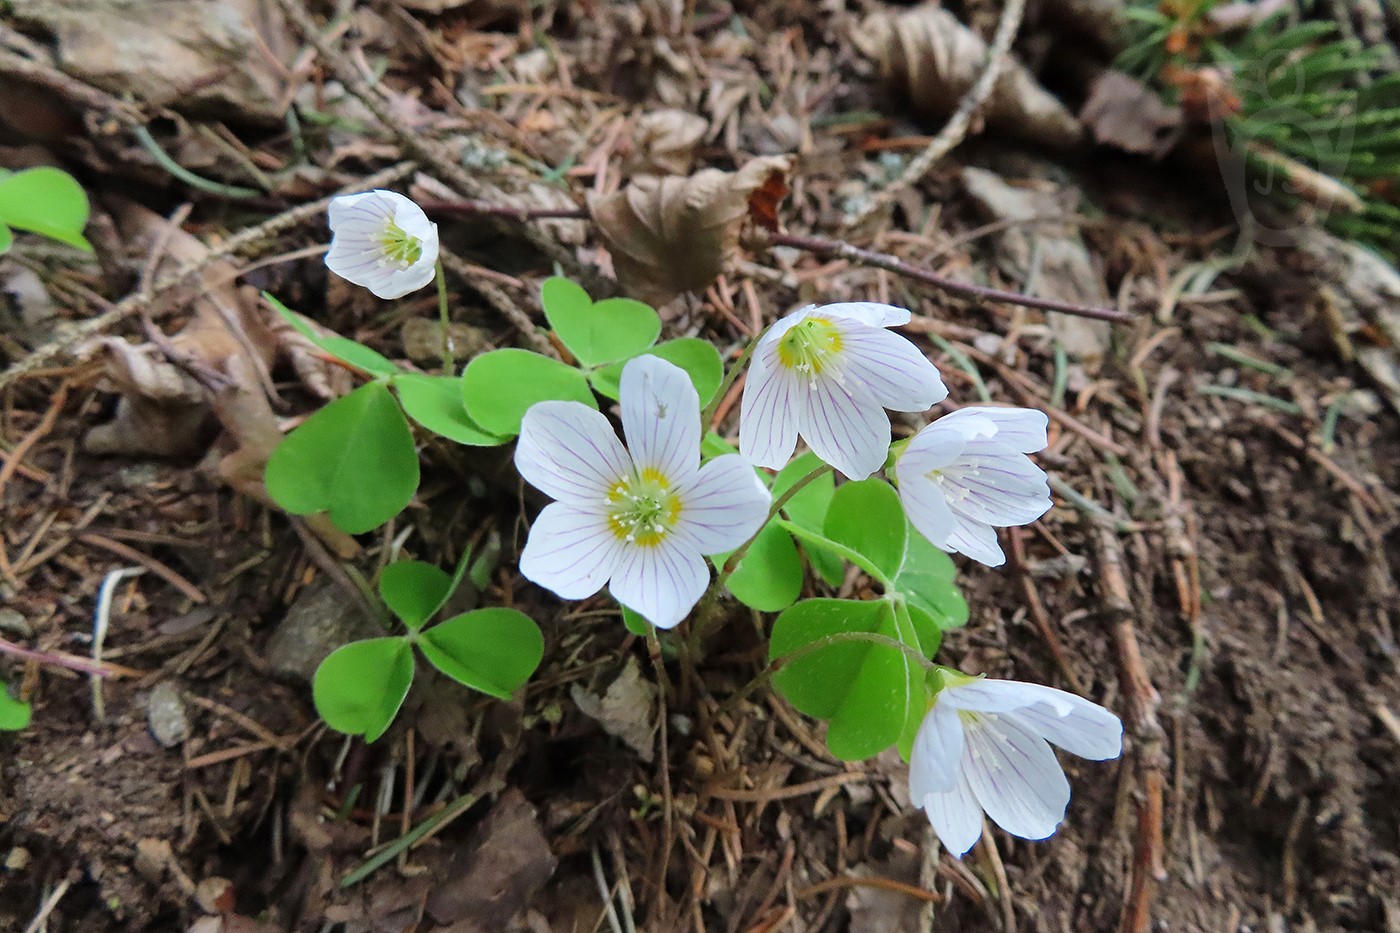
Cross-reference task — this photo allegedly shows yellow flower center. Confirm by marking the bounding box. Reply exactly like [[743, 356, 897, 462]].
[[378, 220, 423, 269], [607, 468, 682, 547], [775, 316, 843, 375]]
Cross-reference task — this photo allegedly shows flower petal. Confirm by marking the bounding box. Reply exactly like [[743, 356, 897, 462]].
[[608, 538, 709, 630], [817, 301, 912, 328], [944, 406, 1048, 453], [621, 355, 700, 483], [910, 702, 964, 798], [516, 401, 631, 505], [922, 770, 984, 858], [963, 715, 1070, 841], [672, 454, 771, 555], [898, 473, 958, 552], [798, 375, 890, 480], [945, 516, 1006, 567], [902, 420, 972, 473], [1011, 694, 1123, 761], [739, 343, 802, 469], [943, 454, 1052, 527], [835, 324, 948, 412], [519, 503, 623, 600]]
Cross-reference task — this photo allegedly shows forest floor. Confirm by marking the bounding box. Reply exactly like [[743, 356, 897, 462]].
[[1, 2, 1398, 931]]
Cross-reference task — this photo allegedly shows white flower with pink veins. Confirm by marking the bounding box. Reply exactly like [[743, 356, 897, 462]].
[[739, 302, 947, 480], [515, 355, 771, 629], [909, 673, 1123, 857], [325, 190, 439, 300], [896, 406, 1053, 567]]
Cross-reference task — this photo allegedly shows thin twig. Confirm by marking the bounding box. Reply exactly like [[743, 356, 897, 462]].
[[22, 875, 73, 933], [845, 0, 1029, 229], [764, 232, 1135, 323]]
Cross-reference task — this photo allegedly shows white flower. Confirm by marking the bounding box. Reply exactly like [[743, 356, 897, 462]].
[[325, 190, 439, 300], [895, 406, 1052, 567], [516, 355, 771, 629], [909, 674, 1123, 857], [739, 302, 947, 480]]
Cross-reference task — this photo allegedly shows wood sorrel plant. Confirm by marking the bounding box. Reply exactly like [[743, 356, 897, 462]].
[[264, 190, 1123, 859]]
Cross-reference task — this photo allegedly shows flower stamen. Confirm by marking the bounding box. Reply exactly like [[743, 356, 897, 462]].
[[775, 316, 843, 376], [378, 220, 424, 270], [607, 467, 681, 547]]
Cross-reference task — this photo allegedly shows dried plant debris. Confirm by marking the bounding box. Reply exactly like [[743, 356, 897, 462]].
[[589, 155, 790, 306], [12, 0, 293, 124], [626, 108, 711, 176], [960, 166, 1111, 369], [853, 5, 1084, 150], [81, 202, 355, 554], [570, 655, 657, 762], [1080, 70, 1184, 157]]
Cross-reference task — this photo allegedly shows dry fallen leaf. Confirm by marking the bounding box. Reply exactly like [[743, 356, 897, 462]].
[[589, 155, 790, 306], [626, 109, 710, 176], [1080, 70, 1183, 157], [570, 655, 657, 762], [853, 5, 1083, 150], [82, 201, 356, 557]]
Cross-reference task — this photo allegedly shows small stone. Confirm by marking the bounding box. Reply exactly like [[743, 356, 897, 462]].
[[146, 682, 189, 748], [265, 580, 380, 684], [0, 608, 30, 638], [4, 847, 30, 871], [196, 876, 235, 914], [400, 318, 490, 365]]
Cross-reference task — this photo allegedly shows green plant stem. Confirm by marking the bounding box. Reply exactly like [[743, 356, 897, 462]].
[[701, 336, 759, 429], [435, 260, 452, 374], [714, 461, 833, 592], [719, 624, 934, 720], [131, 125, 262, 199], [340, 786, 483, 887]]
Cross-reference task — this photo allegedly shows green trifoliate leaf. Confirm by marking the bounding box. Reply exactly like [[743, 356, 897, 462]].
[[822, 479, 908, 584], [591, 338, 724, 405], [717, 520, 803, 612], [0, 681, 31, 731], [313, 638, 414, 742], [461, 349, 596, 437], [379, 560, 453, 631], [770, 598, 925, 760], [417, 608, 544, 699], [541, 276, 661, 368], [621, 605, 652, 637], [393, 373, 507, 446], [893, 528, 969, 629], [0, 166, 91, 251], [264, 381, 419, 534], [772, 453, 842, 587], [264, 294, 400, 377]]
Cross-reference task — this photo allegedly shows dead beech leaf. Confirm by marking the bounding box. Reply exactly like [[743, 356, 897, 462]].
[[1080, 71, 1183, 157], [589, 155, 790, 306], [82, 201, 356, 557], [627, 109, 710, 176], [570, 656, 657, 762], [853, 6, 1083, 150]]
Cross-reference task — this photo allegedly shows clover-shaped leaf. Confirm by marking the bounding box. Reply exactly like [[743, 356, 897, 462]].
[[0, 167, 91, 253], [541, 276, 662, 368], [264, 381, 419, 534], [1, 680, 31, 731], [393, 373, 507, 446], [312, 638, 414, 742], [418, 608, 544, 699], [379, 560, 453, 631], [265, 294, 399, 378], [461, 348, 596, 437]]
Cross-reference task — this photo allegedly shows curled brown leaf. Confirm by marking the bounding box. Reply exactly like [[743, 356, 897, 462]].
[[853, 6, 1083, 150], [588, 155, 790, 306]]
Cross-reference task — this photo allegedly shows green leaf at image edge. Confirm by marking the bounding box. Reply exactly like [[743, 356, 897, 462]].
[[313, 638, 414, 742], [461, 349, 596, 437], [0, 682, 31, 731], [264, 381, 419, 534], [418, 608, 544, 699], [541, 276, 661, 368], [0, 167, 91, 251], [393, 373, 507, 446], [264, 294, 400, 377], [379, 560, 453, 630]]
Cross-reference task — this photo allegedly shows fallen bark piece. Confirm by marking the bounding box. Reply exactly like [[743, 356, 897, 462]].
[[1080, 70, 1183, 157], [853, 5, 1083, 150]]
